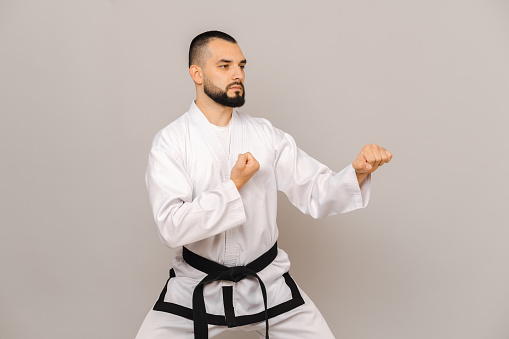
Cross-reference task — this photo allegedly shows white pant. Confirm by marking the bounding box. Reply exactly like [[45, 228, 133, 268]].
[[136, 287, 335, 339]]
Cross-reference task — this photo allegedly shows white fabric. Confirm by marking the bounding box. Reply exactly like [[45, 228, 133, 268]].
[[139, 101, 371, 336], [211, 122, 231, 154], [136, 286, 335, 339]]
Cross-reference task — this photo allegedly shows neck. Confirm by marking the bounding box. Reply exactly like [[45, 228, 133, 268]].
[[195, 96, 233, 127]]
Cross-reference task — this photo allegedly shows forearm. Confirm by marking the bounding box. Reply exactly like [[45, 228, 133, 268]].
[[356, 172, 369, 186], [146, 149, 247, 248], [150, 180, 246, 248]]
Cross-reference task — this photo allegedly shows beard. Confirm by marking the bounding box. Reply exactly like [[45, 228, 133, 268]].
[[203, 77, 245, 108]]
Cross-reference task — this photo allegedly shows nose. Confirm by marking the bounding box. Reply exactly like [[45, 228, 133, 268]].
[[232, 65, 244, 81]]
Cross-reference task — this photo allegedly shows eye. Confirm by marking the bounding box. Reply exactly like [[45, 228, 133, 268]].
[[219, 65, 228, 69], [240, 65, 245, 69]]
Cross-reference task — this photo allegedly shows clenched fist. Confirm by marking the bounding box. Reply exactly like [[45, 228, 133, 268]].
[[352, 144, 392, 184], [230, 152, 260, 190]]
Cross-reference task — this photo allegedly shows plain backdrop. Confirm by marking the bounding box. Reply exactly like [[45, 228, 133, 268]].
[[1, 0, 508, 338]]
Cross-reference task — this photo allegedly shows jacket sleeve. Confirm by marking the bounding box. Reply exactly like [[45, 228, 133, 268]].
[[145, 148, 246, 248], [274, 130, 371, 219]]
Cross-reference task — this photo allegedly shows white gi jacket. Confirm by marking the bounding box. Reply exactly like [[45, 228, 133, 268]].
[[146, 101, 371, 320]]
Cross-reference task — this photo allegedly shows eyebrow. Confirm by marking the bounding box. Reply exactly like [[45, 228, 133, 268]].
[[216, 59, 247, 64]]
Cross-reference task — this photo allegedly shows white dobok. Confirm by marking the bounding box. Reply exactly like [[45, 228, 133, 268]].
[[136, 101, 371, 338]]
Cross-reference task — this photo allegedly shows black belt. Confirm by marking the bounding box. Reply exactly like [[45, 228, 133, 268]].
[[183, 242, 278, 339]]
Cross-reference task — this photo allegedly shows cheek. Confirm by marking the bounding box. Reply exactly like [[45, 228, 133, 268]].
[[213, 77, 229, 90], [205, 70, 225, 85]]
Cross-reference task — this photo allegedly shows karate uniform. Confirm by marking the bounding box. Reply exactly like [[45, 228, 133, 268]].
[[136, 101, 371, 339]]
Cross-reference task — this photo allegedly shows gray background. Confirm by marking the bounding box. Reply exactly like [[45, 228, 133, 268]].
[[1, 0, 508, 338]]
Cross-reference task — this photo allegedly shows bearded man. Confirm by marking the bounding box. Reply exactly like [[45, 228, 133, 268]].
[[136, 30, 392, 339]]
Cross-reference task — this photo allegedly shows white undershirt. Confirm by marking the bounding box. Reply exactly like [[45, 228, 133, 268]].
[[211, 122, 231, 154]]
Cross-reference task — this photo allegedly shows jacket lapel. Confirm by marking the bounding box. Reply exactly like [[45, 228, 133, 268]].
[[188, 102, 244, 181]]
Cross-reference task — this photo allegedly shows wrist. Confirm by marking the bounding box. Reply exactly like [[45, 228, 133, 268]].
[[232, 179, 242, 191], [356, 172, 368, 185]]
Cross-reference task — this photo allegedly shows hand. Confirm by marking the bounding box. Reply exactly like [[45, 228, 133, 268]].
[[352, 144, 392, 183], [230, 152, 260, 190]]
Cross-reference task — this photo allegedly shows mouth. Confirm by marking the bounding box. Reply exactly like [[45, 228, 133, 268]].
[[228, 83, 244, 91]]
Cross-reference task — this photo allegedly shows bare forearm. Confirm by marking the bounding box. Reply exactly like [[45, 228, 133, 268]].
[[356, 172, 369, 186]]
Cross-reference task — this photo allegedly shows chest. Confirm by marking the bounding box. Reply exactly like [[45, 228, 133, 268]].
[[184, 125, 276, 197]]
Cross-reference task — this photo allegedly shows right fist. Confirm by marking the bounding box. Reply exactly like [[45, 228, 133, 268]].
[[230, 152, 260, 190]]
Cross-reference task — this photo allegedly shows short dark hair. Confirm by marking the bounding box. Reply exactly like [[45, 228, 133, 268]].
[[189, 31, 237, 68]]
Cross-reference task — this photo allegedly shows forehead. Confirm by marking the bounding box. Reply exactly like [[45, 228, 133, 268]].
[[206, 38, 245, 63]]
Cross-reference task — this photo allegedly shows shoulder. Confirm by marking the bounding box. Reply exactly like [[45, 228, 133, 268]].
[[236, 111, 286, 147], [150, 112, 190, 157]]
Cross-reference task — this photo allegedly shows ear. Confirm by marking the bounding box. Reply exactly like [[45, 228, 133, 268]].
[[189, 65, 203, 85]]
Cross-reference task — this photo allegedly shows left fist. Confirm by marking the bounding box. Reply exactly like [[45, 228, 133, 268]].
[[352, 144, 392, 174]]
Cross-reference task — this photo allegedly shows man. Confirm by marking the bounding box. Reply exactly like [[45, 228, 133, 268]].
[[136, 31, 392, 339]]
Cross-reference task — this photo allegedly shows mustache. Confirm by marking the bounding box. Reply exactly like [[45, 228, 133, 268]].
[[227, 82, 244, 90]]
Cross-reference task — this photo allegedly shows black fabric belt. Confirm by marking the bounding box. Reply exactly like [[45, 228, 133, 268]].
[[183, 242, 278, 339], [152, 242, 305, 337]]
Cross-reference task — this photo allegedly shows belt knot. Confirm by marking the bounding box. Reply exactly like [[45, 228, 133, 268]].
[[183, 242, 278, 339], [218, 266, 248, 283]]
